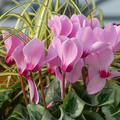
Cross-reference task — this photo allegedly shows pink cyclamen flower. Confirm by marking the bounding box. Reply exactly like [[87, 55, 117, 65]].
[[53, 36, 83, 72], [68, 14, 100, 38], [48, 15, 73, 37], [23, 38, 45, 72], [3, 31, 27, 65], [45, 43, 61, 75], [86, 46, 120, 94], [12, 38, 45, 104], [94, 24, 120, 53], [76, 26, 97, 58]]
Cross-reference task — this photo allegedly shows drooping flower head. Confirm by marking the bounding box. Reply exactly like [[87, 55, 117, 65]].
[[86, 46, 120, 94], [3, 31, 27, 65]]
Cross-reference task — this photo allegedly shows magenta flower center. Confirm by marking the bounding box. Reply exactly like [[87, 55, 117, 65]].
[[99, 70, 111, 78], [81, 51, 89, 58], [62, 64, 73, 72]]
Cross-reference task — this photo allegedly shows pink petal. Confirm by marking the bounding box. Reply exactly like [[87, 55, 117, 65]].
[[109, 71, 120, 79], [3, 32, 24, 65], [60, 15, 73, 36], [19, 33, 28, 42], [93, 27, 104, 41], [48, 16, 61, 36], [45, 44, 57, 62], [77, 27, 97, 54], [27, 77, 39, 104], [87, 73, 106, 94], [12, 44, 28, 76], [52, 37, 63, 59], [66, 59, 84, 83], [86, 46, 114, 70], [90, 41, 109, 53], [47, 56, 61, 75], [55, 68, 67, 99], [91, 18, 100, 28], [23, 39, 45, 71], [61, 39, 78, 72], [68, 22, 80, 38], [104, 24, 117, 45]]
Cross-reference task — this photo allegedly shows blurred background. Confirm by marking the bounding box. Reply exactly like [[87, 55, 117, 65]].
[[0, 0, 120, 27]]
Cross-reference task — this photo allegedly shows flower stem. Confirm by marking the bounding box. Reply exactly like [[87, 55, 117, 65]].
[[62, 72, 66, 100], [82, 66, 88, 86], [68, 82, 72, 92], [39, 71, 47, 110], [20, 75, 28, 105]]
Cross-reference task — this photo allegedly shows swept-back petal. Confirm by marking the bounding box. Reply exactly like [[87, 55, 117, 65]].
[[109, 71, 120, 79], [77, 27, 97, 53], [86, 47, 114, 70], [48, 16, 61, 36], [87, 73, 106, 94], [60, 15, 73, 36], [91, 18, 100, 28], [23, 39, 45, 71], [47, 56, 61, 75], [27, 77, 39, 104], [61, 40, 78, 72], [12, 44, 28, 76], [66, 59, 84, 83]]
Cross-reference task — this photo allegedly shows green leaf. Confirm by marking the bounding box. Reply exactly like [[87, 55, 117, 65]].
[[27, 104, 57, 120], [83, 111, 104, 120], [45, 77, 61, 105], [41, 110, 57, 120], [72, 81, 97, 106], [0, 72, 19, 77], [27, 104, 44, 120], [96, 88, 115, 106], [59, 108, 75, 120], [61, 89, 85, 118], [102, 105, 120, 120], [8, 104, 29, 120], [107, 81, 120, 106]]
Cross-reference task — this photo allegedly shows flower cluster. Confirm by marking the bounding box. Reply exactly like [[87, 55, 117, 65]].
[[3, 14, 120, 105], [47, 14, 120, 95]]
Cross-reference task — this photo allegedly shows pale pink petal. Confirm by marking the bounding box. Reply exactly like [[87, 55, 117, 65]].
[[93, 27, 104, 42], [3, 31, 25, 65], [70, 38, 83, 65], [23, 39, 45, 71], [61, 40, 78, 72], [77, 27, 97, 54], [87, 73, 106, 94], [52, 37, 63, 59], [27, 77, 39, 104], [90, 41, 109, 53], [66, 59, 84, 83], [91, 18, 100, 28], [86, 47, 114, 70], [18, 33, 28, 42], [55, 68, 67, 99], [45, 44, 57, 62], [104, 24, 117, 45], [12, 44, 28, 76], [47, 56, 61, 75], [109, 71, 120, 79], [48, 16, 61, 36], [68, 22, 80, 38], [78, 14, 89, 27], [60, 15, 73, 36]]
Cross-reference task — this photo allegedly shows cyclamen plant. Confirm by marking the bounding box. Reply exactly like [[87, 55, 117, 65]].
[[3, 13, 120, 111]]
